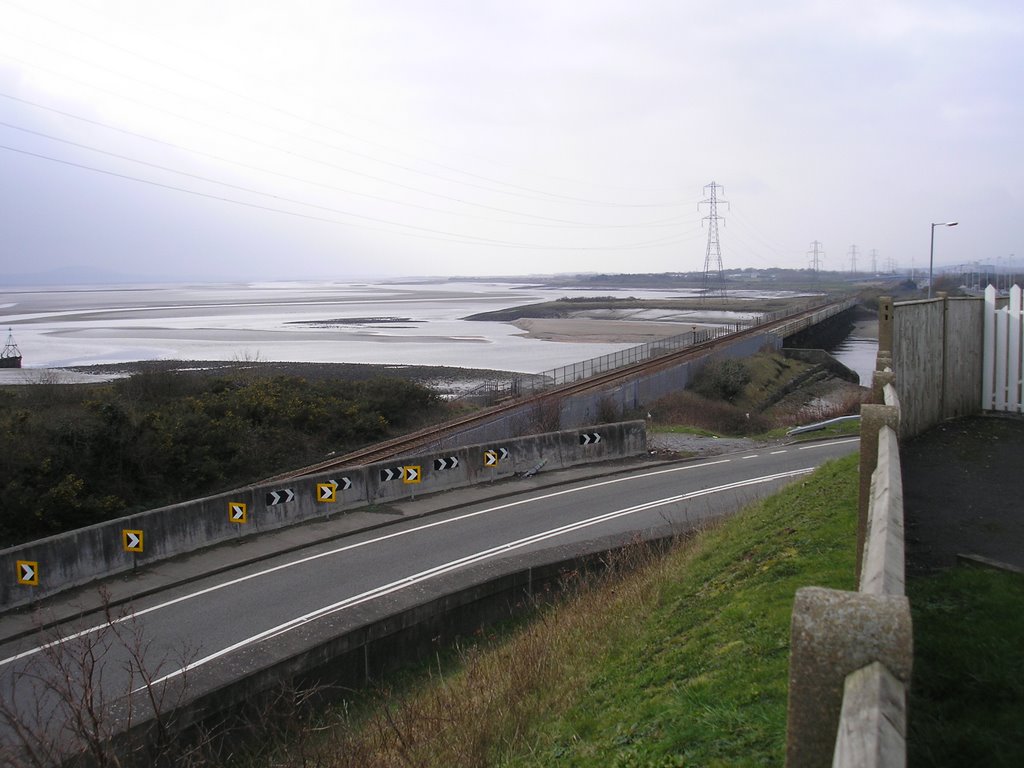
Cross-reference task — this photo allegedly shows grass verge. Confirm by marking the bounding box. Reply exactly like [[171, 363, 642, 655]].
[[257, 454, 859, 768], [907, 566, 1024, 767]]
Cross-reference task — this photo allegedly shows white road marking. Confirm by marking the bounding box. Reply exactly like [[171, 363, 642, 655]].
[[138, 467, 816, 690], [798, 438, 859, 450], [741, 455, 758, 460], [0, 458, 733, 668], [770, 450, 788, 455]]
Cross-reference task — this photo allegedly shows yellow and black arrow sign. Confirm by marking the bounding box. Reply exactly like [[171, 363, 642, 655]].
[[122, 529, 144, 553], [229, 502, 248, 523], [16, 560, 38, 586]]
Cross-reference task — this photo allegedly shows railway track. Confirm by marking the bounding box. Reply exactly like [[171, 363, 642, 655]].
[[265, 298, 854, 482]]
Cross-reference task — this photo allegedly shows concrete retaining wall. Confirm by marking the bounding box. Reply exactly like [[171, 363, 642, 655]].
[[1, 421, 646, 612], [433, 333, 778, 448], [782, 348, 860, 384]]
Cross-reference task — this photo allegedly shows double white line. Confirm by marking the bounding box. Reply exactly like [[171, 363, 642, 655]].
[[141, 467, 813, 688]]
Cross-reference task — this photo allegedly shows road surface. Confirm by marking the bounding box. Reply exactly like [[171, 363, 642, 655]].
[[0, 437, 858, 761]]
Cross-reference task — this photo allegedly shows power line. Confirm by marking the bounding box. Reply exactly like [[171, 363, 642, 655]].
[[3, 47, 663, 218], [0, 143, 693, 253], [0, 1, 684, 208], [848, 244, 859, 274], [0, 108, 692, 232]]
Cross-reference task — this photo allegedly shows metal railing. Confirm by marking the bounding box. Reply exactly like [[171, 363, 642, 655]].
[[458, 296, 841, 404]]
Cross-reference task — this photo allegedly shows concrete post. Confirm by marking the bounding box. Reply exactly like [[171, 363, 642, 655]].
[[869, 370, 894, 405], [877, 297, 893, 355], [857, 405, 900, 581], [785, 587, 913, 768]]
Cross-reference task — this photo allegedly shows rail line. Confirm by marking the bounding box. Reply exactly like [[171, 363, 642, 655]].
[[264, 298, 854, 482]]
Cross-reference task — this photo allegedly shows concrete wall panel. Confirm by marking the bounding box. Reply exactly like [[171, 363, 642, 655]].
[[1, 422, 646, 611]]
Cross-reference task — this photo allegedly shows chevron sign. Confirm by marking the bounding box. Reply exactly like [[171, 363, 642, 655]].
[[433, 456, 459, 471], [266, 488, 296, 506], [122, 529, 144, 553], [380, 466, 403, 482], [16, 560, 38, 586], [317, 477, 353, 502], [579, 432, 602, 446], [483, 447, 509, 467]]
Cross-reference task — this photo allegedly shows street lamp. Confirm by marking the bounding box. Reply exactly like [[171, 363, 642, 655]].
[[929, 221, 958, 299]]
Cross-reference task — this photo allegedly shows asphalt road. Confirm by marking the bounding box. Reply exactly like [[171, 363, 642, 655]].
[[0, 437, 857, 759]]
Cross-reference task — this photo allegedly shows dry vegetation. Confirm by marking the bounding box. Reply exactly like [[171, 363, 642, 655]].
[[648, 352, 866, 437]]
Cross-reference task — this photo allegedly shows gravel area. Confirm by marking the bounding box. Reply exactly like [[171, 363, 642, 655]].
[[647, 432, 780, 457]]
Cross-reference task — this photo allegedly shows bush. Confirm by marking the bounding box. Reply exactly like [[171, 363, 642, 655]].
[[690, 359, 751, 402], [650, 390, 770, 436], [0, 371, 445, 546]]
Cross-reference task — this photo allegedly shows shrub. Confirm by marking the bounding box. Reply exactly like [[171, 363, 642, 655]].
[[0, 371, 446, 545], [690, 359, 751, 403], [650, 390, 770, 436]]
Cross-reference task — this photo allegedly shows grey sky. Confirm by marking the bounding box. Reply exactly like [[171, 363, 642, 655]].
[[0, 0, 1020, 282]]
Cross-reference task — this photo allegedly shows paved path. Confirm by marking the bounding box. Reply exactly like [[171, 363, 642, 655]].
[[901, 414, 1024, 573]]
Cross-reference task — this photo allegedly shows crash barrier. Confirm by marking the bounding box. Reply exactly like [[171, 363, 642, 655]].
[[785, 380, 912, 767], [0, 421, 646, 612]]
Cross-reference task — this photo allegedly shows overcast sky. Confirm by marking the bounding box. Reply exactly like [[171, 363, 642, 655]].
[[0, 0, 1020, 283]]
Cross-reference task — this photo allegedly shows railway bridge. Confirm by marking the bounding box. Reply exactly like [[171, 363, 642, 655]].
[[272, 296, 859, 478]]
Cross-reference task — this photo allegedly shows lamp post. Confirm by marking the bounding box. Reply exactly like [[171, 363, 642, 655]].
[[928, 221, 958, 299]]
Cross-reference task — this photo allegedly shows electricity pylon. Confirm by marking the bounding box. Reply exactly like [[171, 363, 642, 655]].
[[808, 240, 824, 274], [699, 181, 728, 300]]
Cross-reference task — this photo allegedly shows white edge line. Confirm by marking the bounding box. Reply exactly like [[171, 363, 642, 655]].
[[138, 467, 815, 690], [0, 458, 732, 668], [797, 438, 859, 450]]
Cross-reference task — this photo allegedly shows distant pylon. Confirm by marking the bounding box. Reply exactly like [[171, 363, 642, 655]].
[[699, 181, 728, 299], [808, 241, 824, 274], [870, 249, 879, 275], [848, 244, 859, 274]]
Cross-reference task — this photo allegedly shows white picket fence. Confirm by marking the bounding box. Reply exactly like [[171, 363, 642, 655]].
[[983, 284, 1024, 413]]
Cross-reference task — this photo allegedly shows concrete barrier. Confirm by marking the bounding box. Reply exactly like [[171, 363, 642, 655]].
[[1, 421, 646, 612]]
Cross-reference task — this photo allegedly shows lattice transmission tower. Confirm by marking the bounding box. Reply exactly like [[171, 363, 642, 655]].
[[808, 240, 824, 275], [699, 181, 728, 299]]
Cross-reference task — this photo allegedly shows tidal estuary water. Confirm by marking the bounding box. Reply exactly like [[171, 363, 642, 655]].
[[0, 280, 722, 376], [0, 279, 865, 384]]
